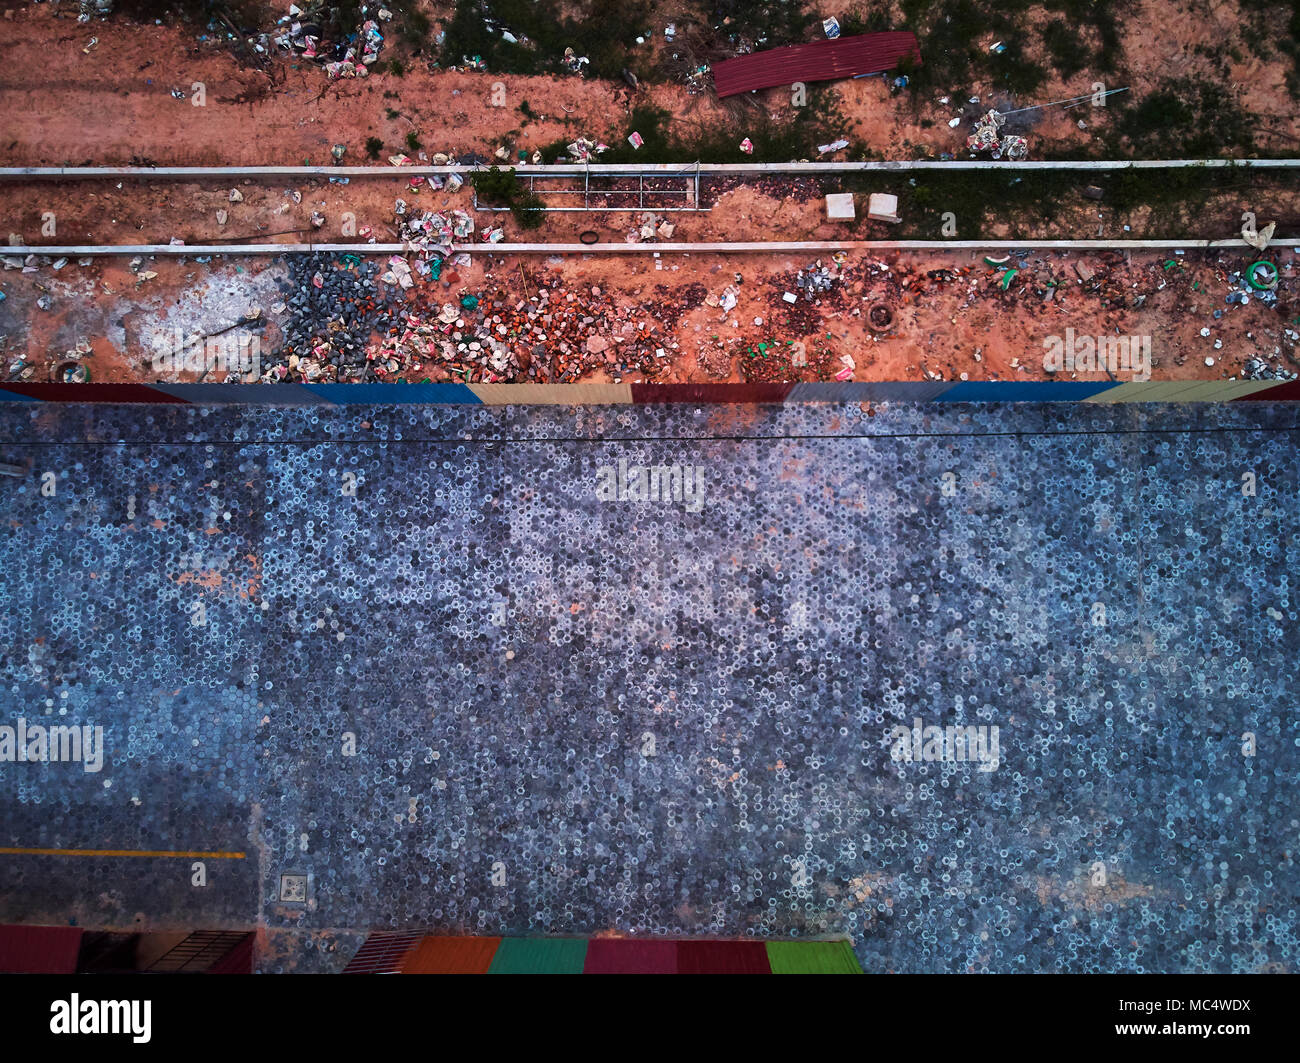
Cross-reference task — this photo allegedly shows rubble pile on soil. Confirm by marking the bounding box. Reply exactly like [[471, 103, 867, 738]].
[[270, 254, 399, 380], [261, 256, 710, 383], [361, 273, 708, 383]]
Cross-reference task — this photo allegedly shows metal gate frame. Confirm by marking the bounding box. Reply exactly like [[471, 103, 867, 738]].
[[473, 162, 707, 213]]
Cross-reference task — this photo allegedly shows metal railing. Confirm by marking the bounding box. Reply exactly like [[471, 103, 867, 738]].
[[471, 163, 707, 213]]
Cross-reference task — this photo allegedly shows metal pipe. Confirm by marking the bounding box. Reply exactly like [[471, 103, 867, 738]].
[[2, 158, 1299, 180], [5, 239, 1298, 256]]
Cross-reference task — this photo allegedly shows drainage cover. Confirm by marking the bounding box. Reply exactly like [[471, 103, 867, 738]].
[[868, 303, 895, 331], [279, 873, 308, 903]]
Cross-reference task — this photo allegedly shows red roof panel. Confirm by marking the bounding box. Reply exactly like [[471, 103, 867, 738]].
[[0, 925, 84, 974], [711, 32, 922, 98]]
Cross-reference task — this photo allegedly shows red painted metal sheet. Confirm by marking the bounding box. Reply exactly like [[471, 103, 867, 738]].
[[1234, 380, 1300, 401], [631, 383, 793, 404], [676, 940, 772, 974], [399, 936, 501, 974], [0, 924, 84, 974], [711, 32, 922, 98], [207, 933, 255, 974], [582, 938, 679, 974]]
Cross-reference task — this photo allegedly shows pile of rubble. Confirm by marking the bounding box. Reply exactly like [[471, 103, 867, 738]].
[[966, 110, 1028, 160], [262, 248, 706, 384], [625, 212, 677, 243], [268, 255, 401, 381], [77, 0, 113, 21], [566, 137, 610, 162], [256, 3, 391, 78], [366, 275, 699, 383], [794, 260, 837, 301]]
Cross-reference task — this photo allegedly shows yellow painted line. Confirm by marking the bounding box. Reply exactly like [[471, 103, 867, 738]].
[[0, 847, 245, 859]]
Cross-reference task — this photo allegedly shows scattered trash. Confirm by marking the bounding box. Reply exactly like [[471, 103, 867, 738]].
[[627, 132, 644, 150], [739, 137, 754, 155], [966, 110, 1027, 159], [795, 261, 836, 301], [1247, 261, 1278, 290], [53, 360, 90, 383], [822, 16, 841, 39], [562, 47, 590, 75], [1001, 135, 1028, 160], [566, 137, 609, 161], [817, 138, 850, 155], [1242, 220, 1276, 251]]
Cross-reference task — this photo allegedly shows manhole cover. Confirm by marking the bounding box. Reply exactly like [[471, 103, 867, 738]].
[[279, 872, 308, 903]]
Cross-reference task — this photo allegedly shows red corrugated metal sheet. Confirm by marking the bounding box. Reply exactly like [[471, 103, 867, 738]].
[[711, 32, 922, 98], [631, 383, 794, 404], [1236, 380, 1300, 401], [399, 936, 501, 973], [207, 933, 255, 974], [0, 925, 84, 974], [676, 940, 772, 974], [582, 938, 679, 974]]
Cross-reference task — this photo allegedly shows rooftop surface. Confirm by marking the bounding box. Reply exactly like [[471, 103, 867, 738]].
[[0, 401, 1295, 972]]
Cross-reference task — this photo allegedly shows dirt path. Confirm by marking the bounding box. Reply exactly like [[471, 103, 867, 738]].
[[3, 247, 1296, 385]]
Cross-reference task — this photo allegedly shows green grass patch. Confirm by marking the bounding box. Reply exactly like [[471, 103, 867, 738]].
[[440, 0, 652, 79]]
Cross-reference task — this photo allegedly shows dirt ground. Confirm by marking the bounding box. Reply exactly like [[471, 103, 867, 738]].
[[3, 171, 1298, 248], [1, 5, 1297, 387], [2, 4, 1295, 169], [4, 247, 1296, 385]]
